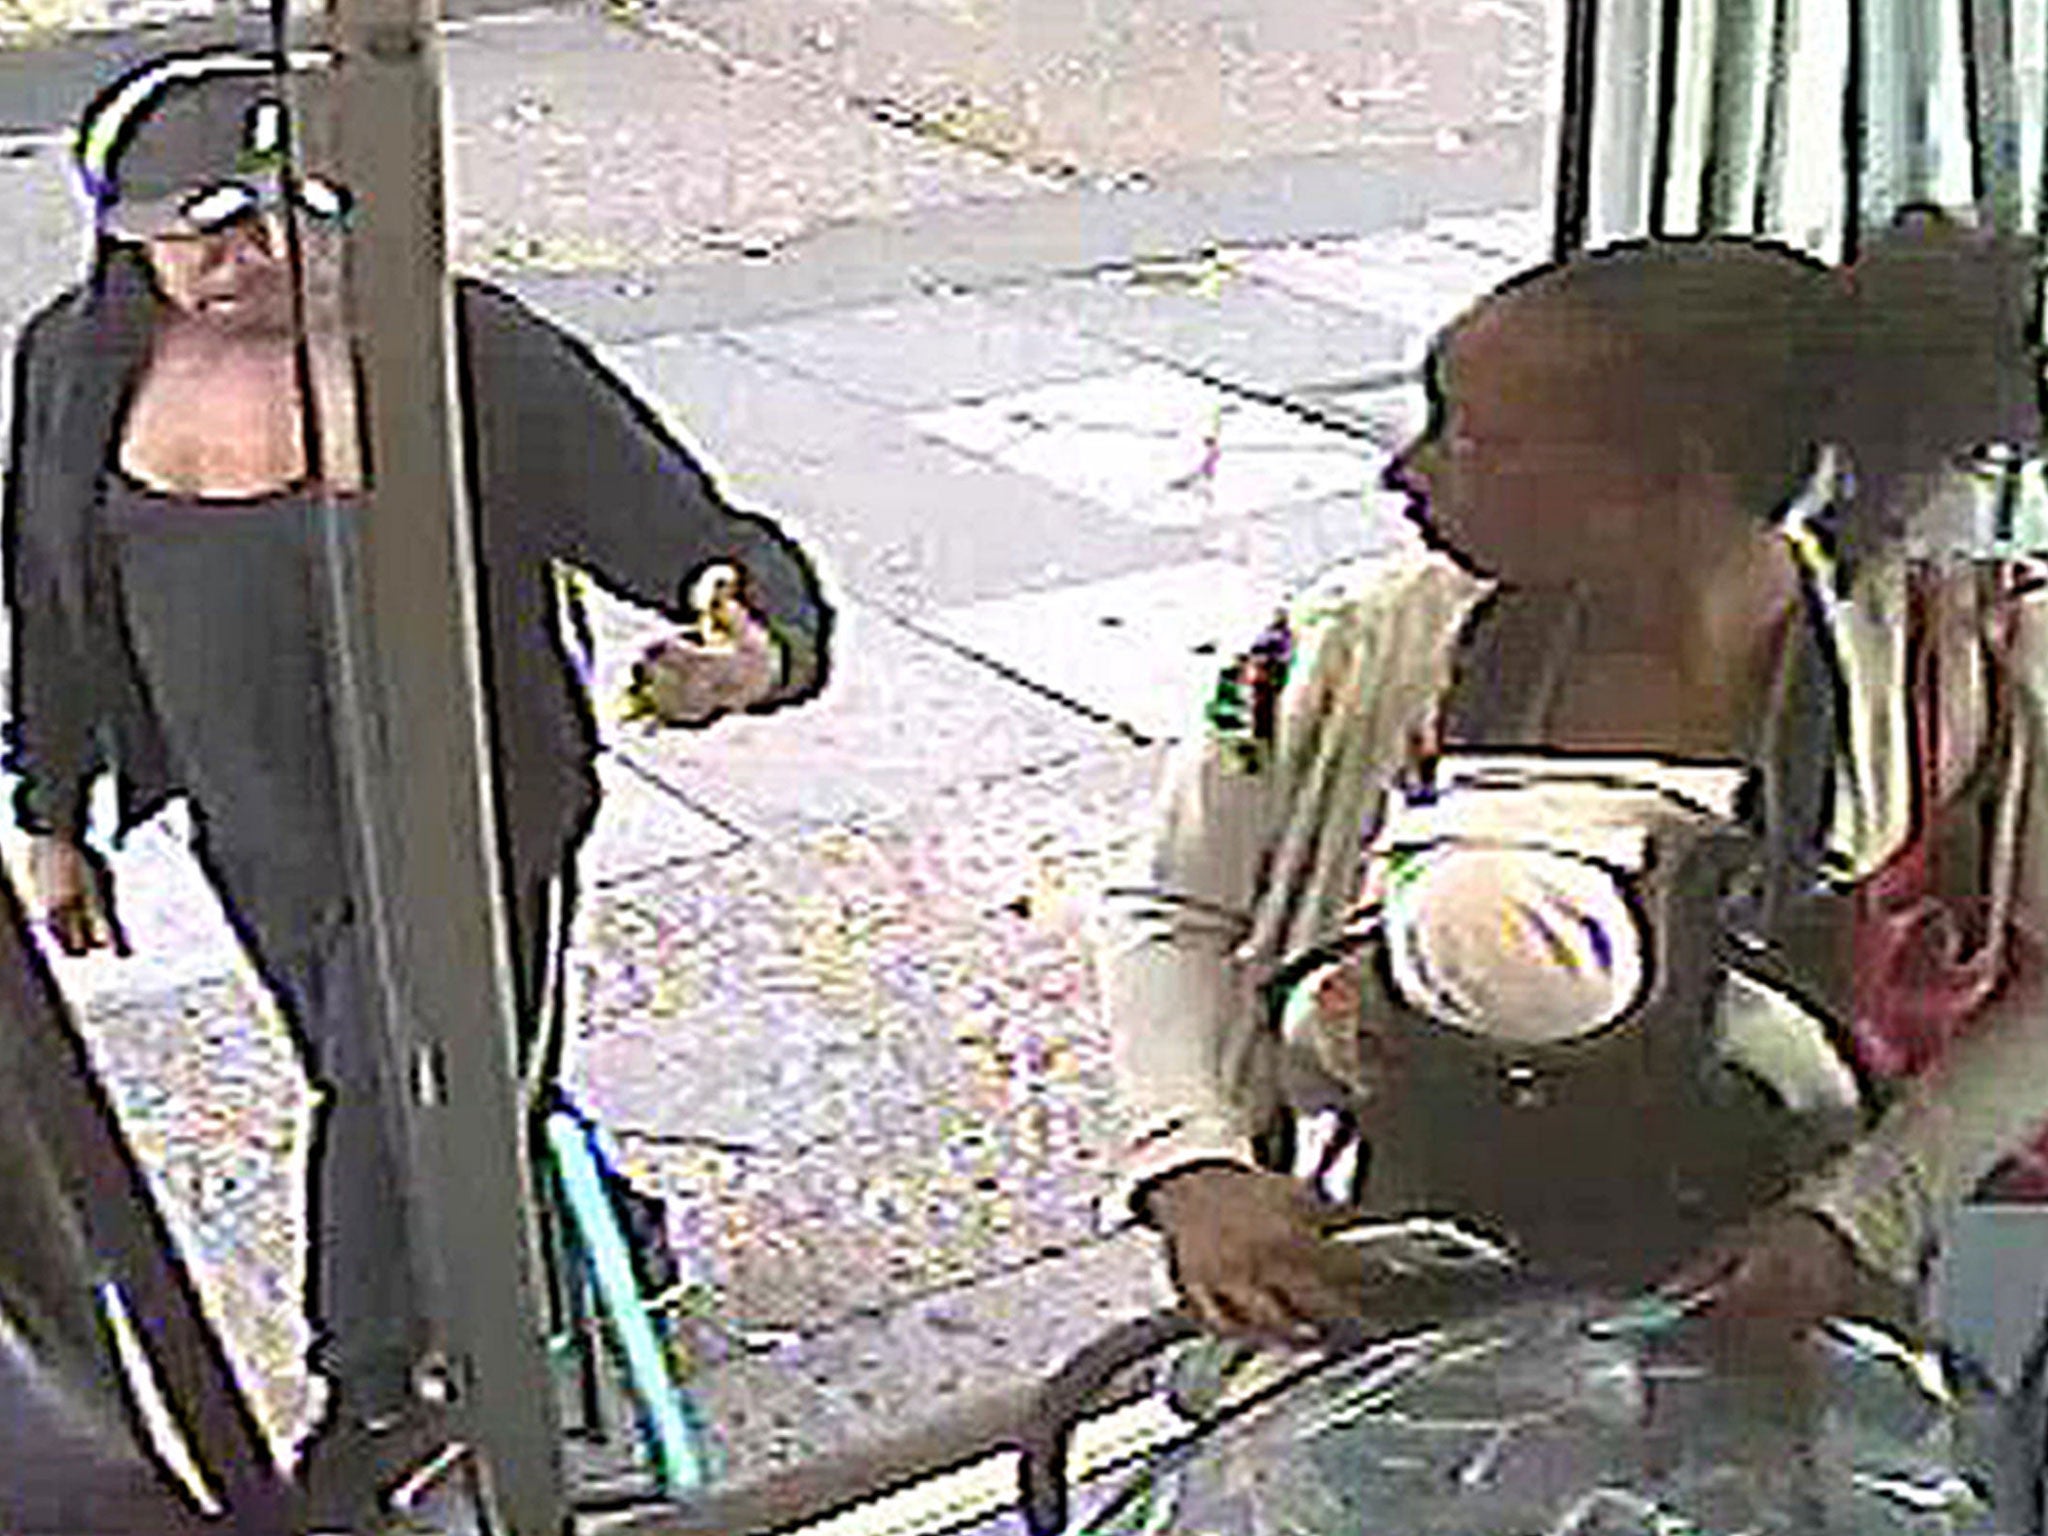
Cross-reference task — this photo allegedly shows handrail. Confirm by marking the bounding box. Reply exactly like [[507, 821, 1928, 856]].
[[592, 1381, 1042, 1536]]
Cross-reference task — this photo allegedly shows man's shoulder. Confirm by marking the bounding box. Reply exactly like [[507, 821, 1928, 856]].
[[14, 285, 94, 367], [451, 274, 544, 353], [451, 275, 584, 356], [450, 275, 623, 411], [453, 272, 532, 322]]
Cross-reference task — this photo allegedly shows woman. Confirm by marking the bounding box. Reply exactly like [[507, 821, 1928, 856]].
[[1102, 224, 2048, 1364], [3, 48, 832, 1517]]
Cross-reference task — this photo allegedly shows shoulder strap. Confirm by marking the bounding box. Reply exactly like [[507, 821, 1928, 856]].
[[1748, 554, 1848, 929], [1437, 587, 1585, 748], [1975, 562, 2031, 952]]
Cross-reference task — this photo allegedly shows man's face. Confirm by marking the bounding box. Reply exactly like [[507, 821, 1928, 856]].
[[142, 209, 297, 337], [1384, 300, 1673, 586]]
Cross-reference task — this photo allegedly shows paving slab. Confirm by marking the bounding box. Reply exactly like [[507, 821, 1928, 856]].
[[580, 749, 743, 889], [915, 559, 1288, 745], [561, 744, 1162, 1318], [1301, 374, 1432, 452], [908, 360, 1380, 531], [647, 0, 1559, 178], [1232, 222, 1539, 361], [440, 7, 1046, 274], [497, 127, 1547, 342], [1212, 485, 1427, 591], [590, 329, 1205, 613], [589, 326, 899, 491], [575, 580, 1124, 836], [717, 290, 1130, 414], [990, 261, 1416, 398], [1421, 202, 1556, 262], [0, 0, 528, 75]]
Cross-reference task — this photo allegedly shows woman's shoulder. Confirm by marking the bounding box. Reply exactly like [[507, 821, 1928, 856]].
[[1280, 544, 1489, 663], [1293, 543, 1478, 612], [450, 276, 592, 366]]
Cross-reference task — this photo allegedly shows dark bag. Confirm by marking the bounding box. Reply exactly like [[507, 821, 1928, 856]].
[[1273, 586, 1862, 1288]]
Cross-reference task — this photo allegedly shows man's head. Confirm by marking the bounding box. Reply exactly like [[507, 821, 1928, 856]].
[[1384, 237, 1847, 585], [75, 49, 347, 335]]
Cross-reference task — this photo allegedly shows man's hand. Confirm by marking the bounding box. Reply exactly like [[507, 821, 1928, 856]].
[[25, 836, 130, 958], [1145, 1164, 1370, 1347], [627, 617, 781, 728], [1657, 1205, 1910, 1366], [626, 566, 783, 728]]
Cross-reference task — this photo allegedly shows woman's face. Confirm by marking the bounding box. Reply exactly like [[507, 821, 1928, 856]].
[[141, 210, 296, 336], [1384, 299, 1675, 586]]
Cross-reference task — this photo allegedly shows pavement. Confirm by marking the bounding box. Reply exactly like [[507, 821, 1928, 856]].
[[0, 0, 1563, 1508]]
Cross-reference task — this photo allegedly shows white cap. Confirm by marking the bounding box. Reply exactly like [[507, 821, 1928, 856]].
[[1382, 845, 1647, 1043]]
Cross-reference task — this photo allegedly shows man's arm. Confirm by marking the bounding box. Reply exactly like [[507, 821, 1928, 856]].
[[3, 305, 99, 843], [460, 281, 831, 708]]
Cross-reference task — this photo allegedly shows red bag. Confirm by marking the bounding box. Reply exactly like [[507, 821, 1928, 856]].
[[1847, 562, 2048, 1197]]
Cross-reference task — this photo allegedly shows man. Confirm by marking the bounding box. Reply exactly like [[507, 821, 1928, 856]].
[[5, 47, 833, 1520]]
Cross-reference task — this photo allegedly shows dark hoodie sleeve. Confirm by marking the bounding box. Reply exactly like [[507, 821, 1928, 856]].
[[3, 304, 101, 842], [457, 281, 832, 710]]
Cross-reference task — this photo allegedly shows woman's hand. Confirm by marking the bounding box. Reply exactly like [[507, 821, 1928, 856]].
[[1145, 1164, 1371, 1347], [25, 836, 130, 958], [1658, 1206, 1909, 1365]]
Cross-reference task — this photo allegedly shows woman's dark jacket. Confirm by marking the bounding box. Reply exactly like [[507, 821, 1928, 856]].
[[2, 250, 831, 902]]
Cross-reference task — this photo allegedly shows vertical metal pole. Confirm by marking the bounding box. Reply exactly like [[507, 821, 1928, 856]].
[[1587, 0, 1668, 243], [1862, 0, 1971, 222], [1899, 0, 1940, 202], [1662, 0, 1723, 232], [1963, 0, 2033, 555], [1702, 0, 1777, 227], [1842, 0, 1867, 258], [2036, 0, 2048, 370], [1752, 0, 1854, 257], [1554, 0, 1602, 258], [1751, 0, 1797, 229], [1648, 0, 1689, 231], [1965, 0, 2027, 230], [294, 2, 567, 1528]]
